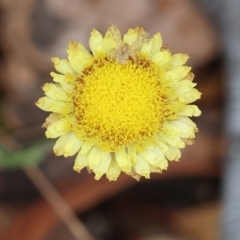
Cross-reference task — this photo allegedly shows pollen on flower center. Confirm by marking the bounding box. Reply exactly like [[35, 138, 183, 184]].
[[72, 57, 173, 151]]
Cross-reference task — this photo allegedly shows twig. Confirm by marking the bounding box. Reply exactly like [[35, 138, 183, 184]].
[[24, 168, 95, 240]]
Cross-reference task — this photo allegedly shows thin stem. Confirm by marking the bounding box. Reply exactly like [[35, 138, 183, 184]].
[[24, 168, 95, 240]]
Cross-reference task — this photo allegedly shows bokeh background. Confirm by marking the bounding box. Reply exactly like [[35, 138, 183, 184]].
[[0, 0, 226, 239]]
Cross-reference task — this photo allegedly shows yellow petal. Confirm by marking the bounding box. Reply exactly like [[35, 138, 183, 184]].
[[67, 40, 93, 73], [73, 152, 88, 172], [152, 51, 163, 63], [179, 89, 202, 103], [134, 155, 150, 178], [42, 83, 69, 101], [42, 113, 60, 128], [158, 160, 168, 170], [140, 146, 166, 166], [177, 116, 197, 128], [166, 145, 181, 161], [150, 159, 168, 171], [165, 66, 191, 81], [127, 144, 137, 165], [79, 141, 94, 155], [45, 118, 69, 138], [174, 80, 196, 94], [123, 28, 138, 45], [150, 146, 166, 163], [51, 57, 76, 75], [140, 147, 157, 165], [50, 72, 74, 93], [123, 26, 146, 47], [161, 134, 185, 148], [108, 23, 122, 44], [106, 157, 121, 181], [62, 134, 83, 157], [141, 40, 153, 55], [170, 120, 195, 138], [88, 145, 110, 170], [156, 141, 169, 154], [153, 50, 171, 67], [149, 165, 162, 173], [102, 30, 118, 53], [115, 147, 131, 173], [149, 33, 162, 57], [162, 122, 182, 136], [87, 146, 101, 169], [168, 54, 189, 69], [36, 97, 73, 113], [180, 105, 201, 117], [182, 72, 195, 81], [53, 132, 73, 156], [89, 29, 103, 55], [93, 154, 111, 180]]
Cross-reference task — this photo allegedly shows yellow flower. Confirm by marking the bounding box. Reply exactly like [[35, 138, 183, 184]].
[[36, 24, 201, 181]]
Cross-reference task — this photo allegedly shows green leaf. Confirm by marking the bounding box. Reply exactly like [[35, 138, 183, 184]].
[[0, 139, 54, 169]]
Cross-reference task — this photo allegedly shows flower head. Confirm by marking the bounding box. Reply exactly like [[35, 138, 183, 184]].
[[36, 24, 201, 181]]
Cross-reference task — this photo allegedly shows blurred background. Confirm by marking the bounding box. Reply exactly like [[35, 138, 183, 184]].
[[0, 0, 226, 239]]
